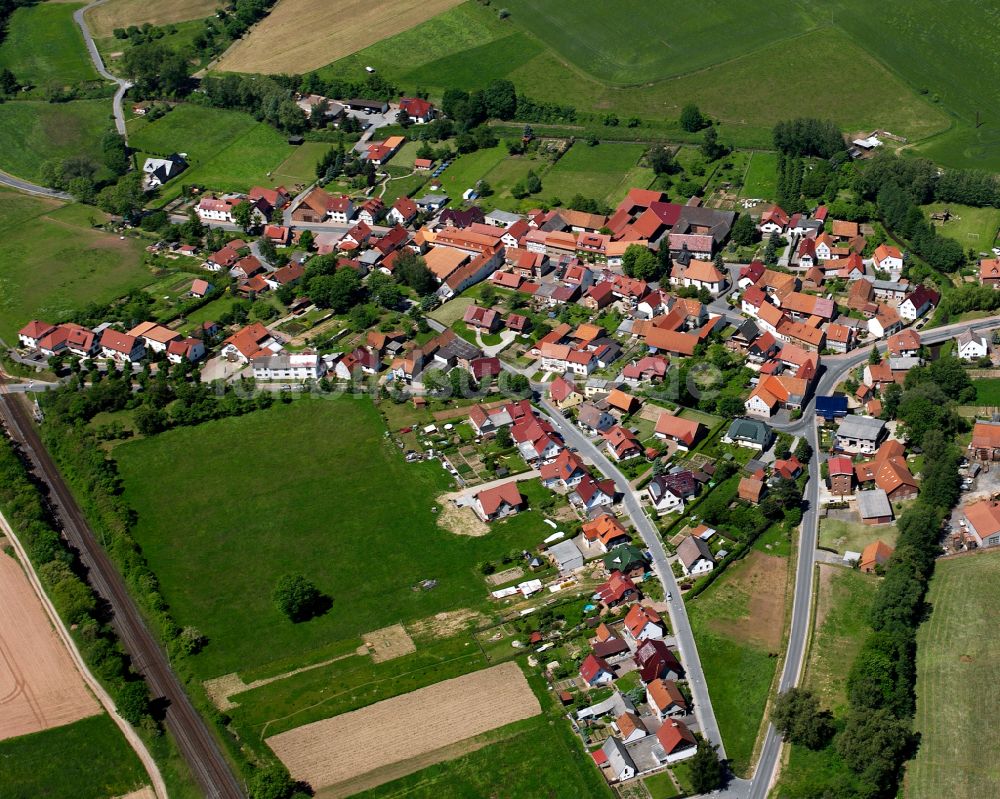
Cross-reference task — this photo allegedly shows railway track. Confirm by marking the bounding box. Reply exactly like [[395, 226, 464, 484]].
[[0, 384, 244, 799]]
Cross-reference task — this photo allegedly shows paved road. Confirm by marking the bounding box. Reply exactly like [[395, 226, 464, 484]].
[[73, 0, 132, 139], [0, 168, 72, 199], [734, 314, 1000, 799], [0, 385, 245, 799], [537, 398, 727, 756]]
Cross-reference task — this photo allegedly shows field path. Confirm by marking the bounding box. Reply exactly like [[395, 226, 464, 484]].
[[0, 510, 167, 799], [73, 0, 132, 139]]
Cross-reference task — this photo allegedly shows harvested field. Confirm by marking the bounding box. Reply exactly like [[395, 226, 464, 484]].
[[213, 0, 464, 75], [364, 624, 416, 663], [0, 552, 100, 741], [486, 566, 524, 586], [267, 661, 540, 792], [408, 608, 486, 639], [86, 0, 219, 38]]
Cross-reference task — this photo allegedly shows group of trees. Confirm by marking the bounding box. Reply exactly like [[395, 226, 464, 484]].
[[302, 248, 435, 314], [876, 183, 965, 271], [856, 152, 1000, 209], [621, 242, 669, 282], [200, 74, 308, 134], [772, 118, 846, 160], [776, 362, 966, 797]]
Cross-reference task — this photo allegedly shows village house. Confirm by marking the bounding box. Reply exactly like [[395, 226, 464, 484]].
[[835, 415, 886, 454], [598, 736, 637, 783], [128, 321, 181, 353], [221, 322, 279, 363], [722, 418, 773, 451], [646, 471, 698, 515], [898, 285, 939, 321], [549, 375, 583, 410], [956, 329, 989, 361], [596, 571, 639, 609], [873, 244, 904, 273], [462, 304, 500, 333], [603, 425, 643, 462], [165, 337, 206, 364], [624, 603, 665, 642], [582, 513, 631, 553], [580, 653, 615, 687], [636, 639, 682, 683], [676, 535, 715, 575], [669, 259, 727, 295], [647, 679, 687, 719], [540, 448, 587, 490], [473, 482, 525, 522], [613, 711, 648, 744], [655, 720, 698, 764], [252, 351, 322, 381], [828, 455, 855, 496], [980, 258, 1000, 289], [100, 329, 145, 363], [854, 439, 918, 501], [573, 474, 617, 511], [604, 544, 648, 578], [654, 414, 701, 450]]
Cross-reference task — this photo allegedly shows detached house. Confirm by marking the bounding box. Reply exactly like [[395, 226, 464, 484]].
[[580, 653, 615, 686], [899, 285, 939, 321], [669, 259, 726, 296], [654, 414, 701, 450], [473, 482, 525, 522], [676, 535, 715, 576], [573, 474, 616, 511], [100, 330, 145, 363], [647, 679, 687, 719], [582, 513, 631, 553], [655, 720, 698, 764], [956, 330, 989, 361], [646, 471, 698, 515], [624, 604, 665, 642], [596, 571, 639, 609]]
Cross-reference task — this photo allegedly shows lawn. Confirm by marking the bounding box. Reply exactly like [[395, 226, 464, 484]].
[[741, 151, 779, 200], [382, 172, 428, 205], [128, 104, 299, 200], [643, 770, 682, 799], [818, 517, 898, 556], [114, 398, 564, 678], [541, 142, 653, 207], [0, 3, 100, 87], [909, 550, 1000, 798], [0, 100, 114, 183], [804, 565, 879, 715], [266, 141, 330, 188], [433, 146, 507, 206], [974, 378, 1000, 406], [352, 714, 611, 799], [686, 551, 788, 775], [923, 202, 1000, 251], [0, 714, 146, 799], [0, 191, 150, 342]]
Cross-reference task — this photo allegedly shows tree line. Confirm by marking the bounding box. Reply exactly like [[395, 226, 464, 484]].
[[773, 360, 965, 798]]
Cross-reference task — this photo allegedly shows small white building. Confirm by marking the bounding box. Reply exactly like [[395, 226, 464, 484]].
[[676, 536, 715, 576]]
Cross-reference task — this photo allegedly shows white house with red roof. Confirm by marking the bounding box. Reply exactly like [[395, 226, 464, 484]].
[[18, 320, 55, 349], [166, 337, 206, 364], [221, 322, 279, 363], [758, 205, 789, 235], [874, 244, 903, 274], [100, 330, 145, 363], [399, 97, 435, 123], [573, 474, 616, 511], [388, 196, 418, 226], [623, 604, 665, 642], [579, 653, 614, 686], [473, 481, 525, 522]]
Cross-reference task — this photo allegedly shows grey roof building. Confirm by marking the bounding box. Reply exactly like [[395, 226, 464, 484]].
[[549, 539, 584, 572], [835, 415, 886, 454], [857, 488, 893, 521], [722, 418, 773, 450], [601, 736, 638, 782]]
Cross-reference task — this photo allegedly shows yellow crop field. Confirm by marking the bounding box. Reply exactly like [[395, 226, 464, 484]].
[[212, 0, 463, 74], [86, 0, 220, 38]]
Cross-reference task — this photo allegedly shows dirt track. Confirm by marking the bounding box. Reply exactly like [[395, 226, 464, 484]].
[[0, 552, 100, 740], [267, 661, 540, 791]]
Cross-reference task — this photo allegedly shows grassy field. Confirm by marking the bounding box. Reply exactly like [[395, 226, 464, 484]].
[[687, 551, 788, 775], [923, 202, 1000, 251], [804, 566, 879, 715], [317, 6, 947, 149], [915, 122, 1000, 171], [128, 104, 301, 200], [818, 517, 898, 556], [95, 18, 209, 77], [0, 191, 149, 342], [433, 145, 507, 205], [213, 0, 464, 74], [0, 100, 113, 182], [86, 0, 219, 37], [352, 714, 611, 799], [502, 0, 814, 85], [0, 714, 146, 799], [909, 551, 1000, 798], [974, 378, 1000, 406], [0, 2, 99, 88], [114, 398, 563, 679], [741, 151, 779, 200], [541, 142, 653, 206]]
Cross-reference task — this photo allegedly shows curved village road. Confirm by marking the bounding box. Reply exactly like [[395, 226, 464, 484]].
[[73, 0, 132, 138], [0, 387, 245, 799], [0, 168, 72, 199], [737, 314, 1000, 799]]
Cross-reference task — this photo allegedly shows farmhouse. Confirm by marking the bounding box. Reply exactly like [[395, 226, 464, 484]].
[[857, 488, 893, 525], [473, 482, 525, 522]]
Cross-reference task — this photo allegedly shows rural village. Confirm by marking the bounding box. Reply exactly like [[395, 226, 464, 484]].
[[0, 1, 999, 799]]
